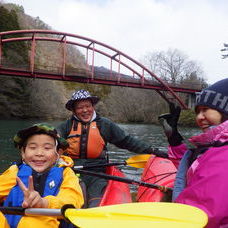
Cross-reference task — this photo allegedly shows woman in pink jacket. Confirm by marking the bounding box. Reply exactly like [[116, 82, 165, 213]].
[[159, 78, 228, 228]]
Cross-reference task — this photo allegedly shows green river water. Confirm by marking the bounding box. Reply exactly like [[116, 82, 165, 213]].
[[0, 119, 200, 186]]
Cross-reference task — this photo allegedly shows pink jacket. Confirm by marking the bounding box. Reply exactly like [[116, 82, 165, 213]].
[[168, 120, 228, 228]]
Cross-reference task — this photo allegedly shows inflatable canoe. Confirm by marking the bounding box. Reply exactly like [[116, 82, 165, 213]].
[[137, 155, 177, 202], [99, 166, 132, 206]]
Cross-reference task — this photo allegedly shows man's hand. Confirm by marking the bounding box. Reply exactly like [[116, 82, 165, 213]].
[[158, 102, 183, 146], [144, 147, 168, 158], [17, 176, 48, 208]]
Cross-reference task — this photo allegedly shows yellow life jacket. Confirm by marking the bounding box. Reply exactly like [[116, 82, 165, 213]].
[[65, 121, 105, 159], [0, 212, 9, 228]]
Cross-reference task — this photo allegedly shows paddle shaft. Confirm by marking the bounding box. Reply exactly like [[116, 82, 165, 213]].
[[74, 161, 126, 169], [74, 154, 150, 169], [75, 169, 172, 193], [0, 207, 62, 217]]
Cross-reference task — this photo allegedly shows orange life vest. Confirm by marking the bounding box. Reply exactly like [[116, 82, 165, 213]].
[[65, 121, 105, 159]]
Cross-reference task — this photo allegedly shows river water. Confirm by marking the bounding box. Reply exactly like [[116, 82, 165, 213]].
[[0, 119, 200, 190]]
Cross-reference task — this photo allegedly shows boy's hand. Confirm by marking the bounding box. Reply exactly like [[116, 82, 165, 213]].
[[17, 176, 48, 208], [158, 102, 183, 146]]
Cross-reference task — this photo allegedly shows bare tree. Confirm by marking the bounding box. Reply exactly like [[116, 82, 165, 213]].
[[142, 48, 206, 87], [181, 71, 208, 90]]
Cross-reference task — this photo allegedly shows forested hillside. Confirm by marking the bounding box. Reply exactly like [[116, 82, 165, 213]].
[[0, 2, 109, 120]]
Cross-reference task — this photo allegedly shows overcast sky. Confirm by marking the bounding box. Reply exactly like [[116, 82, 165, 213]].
[[4, 0, 228, 84]]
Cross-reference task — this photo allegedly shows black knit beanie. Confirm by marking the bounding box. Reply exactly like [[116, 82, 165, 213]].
[[195, 78, 228, 120]]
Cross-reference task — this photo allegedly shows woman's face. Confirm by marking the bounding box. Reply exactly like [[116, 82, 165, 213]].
[[73, 99, 94, 123], [195, 106, 222, 132], [21, 134, 58, 172]]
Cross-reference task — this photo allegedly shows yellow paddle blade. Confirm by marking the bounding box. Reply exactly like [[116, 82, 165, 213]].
[[65, 202, 208, 228], [126, 154, 151, 168]]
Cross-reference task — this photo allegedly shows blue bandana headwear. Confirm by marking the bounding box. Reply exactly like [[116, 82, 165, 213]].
[[65, 89, 100, 111]]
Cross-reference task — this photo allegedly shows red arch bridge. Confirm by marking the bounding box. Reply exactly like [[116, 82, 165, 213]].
[[0, 30, 201, 109]]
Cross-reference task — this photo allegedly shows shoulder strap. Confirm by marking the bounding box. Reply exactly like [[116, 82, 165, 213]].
[[94, 118, 108, 160], [189, 141, 228, 165], [172, 150, 193, 201]]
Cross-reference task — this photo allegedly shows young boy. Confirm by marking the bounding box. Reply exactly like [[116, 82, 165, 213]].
[[0, 123, 84, 228], [159, 78, 228, 228]]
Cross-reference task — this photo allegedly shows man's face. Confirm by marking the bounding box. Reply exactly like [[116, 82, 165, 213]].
[[74, 99, 94, 123]]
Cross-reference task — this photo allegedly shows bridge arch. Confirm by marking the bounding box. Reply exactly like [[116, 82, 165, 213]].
[[0, 30, 200, 109]]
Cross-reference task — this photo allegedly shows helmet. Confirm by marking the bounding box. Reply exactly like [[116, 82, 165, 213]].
[[13, 123, 68, 150], [65, 89, 99, 111]]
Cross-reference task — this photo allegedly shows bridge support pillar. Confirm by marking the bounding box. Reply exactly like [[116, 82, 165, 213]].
[[187, 93, 196, 109]]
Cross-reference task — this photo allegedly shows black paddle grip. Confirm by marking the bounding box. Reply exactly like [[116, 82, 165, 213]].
[[0, 206, 25, 215]]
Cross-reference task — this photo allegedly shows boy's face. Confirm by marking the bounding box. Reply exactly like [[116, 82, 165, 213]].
[[21, 134, 58, 172], [195, 106, 222, 132]]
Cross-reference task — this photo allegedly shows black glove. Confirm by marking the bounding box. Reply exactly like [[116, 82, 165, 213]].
[[158, 102, 183, 146], [144, 147, 168, 158]]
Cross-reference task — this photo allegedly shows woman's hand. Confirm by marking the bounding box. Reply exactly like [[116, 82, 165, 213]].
[[17, 176, 48, 208], [158, 102, 183, 146]]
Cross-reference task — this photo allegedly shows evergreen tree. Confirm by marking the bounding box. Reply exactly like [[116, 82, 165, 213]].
[[0, 6, 28, 64]]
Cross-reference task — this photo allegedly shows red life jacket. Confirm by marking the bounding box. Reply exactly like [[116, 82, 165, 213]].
[[65, 121, 105, 159]]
